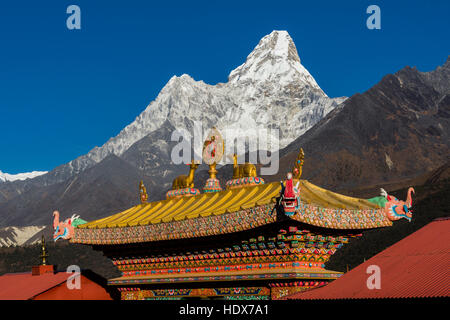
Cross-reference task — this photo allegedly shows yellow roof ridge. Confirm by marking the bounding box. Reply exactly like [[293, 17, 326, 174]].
[[78, 180, 380, 230]]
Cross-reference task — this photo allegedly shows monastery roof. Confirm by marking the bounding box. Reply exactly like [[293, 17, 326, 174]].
[[284, 218, 450, 300], [71, 180, 391, 245], [79, 182, 280, 229], [78, 181, 380, 229], [0, 272, 70, 300]]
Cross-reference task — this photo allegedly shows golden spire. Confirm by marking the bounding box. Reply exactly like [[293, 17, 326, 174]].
[[293, 148, 305, 180], [139, 180, 148, 204], [208, 163, 218, 179], [39, 234, 49, 266]]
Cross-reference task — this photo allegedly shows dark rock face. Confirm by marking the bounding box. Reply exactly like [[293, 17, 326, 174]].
[[273, 57, 450, 196], [120, 121, 191, 196]]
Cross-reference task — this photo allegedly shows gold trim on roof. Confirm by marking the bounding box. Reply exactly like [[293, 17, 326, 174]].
[[78, 183, 280, 229], [77, 180, 380, 230]]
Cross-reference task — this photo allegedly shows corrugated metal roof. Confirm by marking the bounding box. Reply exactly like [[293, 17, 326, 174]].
[[286, 217, 450, 299], [0, 272, 70, 300]]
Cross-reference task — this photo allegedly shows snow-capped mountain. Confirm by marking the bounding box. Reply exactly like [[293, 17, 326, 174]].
[[59, 30, 345, 177], [0, 170, 47, 183], [0, 225, 46, 247], [228, 29, 324, 88]]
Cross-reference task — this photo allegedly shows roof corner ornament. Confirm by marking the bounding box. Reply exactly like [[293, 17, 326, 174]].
[[52, 210, 86, 241], [279, 147, 304, 214], [280, 172, 301, 216], [367, 187, 415, 222], [293, 148, 305, 180], [139, 180, 148, 204]]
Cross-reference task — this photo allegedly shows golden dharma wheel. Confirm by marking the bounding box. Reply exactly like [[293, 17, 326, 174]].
[[202, 127, 224, 165]]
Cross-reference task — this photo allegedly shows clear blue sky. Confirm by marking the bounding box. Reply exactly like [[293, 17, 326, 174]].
[[0, 0, 449, 174]]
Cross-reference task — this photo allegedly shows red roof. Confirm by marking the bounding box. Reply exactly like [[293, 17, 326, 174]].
[[286, 218, 450, 299], [0, 272, 70, 300]]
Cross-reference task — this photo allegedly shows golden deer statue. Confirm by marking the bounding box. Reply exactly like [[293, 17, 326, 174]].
[[172, 161, 200, 190], [232, 154, 257, 178]]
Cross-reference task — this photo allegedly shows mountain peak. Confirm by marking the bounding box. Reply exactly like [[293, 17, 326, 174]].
[[0, 170, 48, 183], [260, 30, 300, 62], [227, 30, 324, 93]]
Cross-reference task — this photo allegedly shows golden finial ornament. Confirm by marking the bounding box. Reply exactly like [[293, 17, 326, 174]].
[[139, 180, 148, 204], [293, 148, 305, 180], [39, 234, 49, 266], [232, 153, 257, 178], [202, 127, 224, 192], [203, 135, 218, 179], [202, 127, 224, 178], [208, 162, 218, 179]]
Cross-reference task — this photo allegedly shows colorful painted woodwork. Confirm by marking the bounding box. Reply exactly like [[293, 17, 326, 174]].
[[118, 287, 271, 300], [104, 226, 347, 300], [226, 176, 265, 189], [165, 187, 201, 199], [52, 210, 86, 241], [280, 173, 300, 216], [203, 177, 222, 193], [367, 187, 415, 222]]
